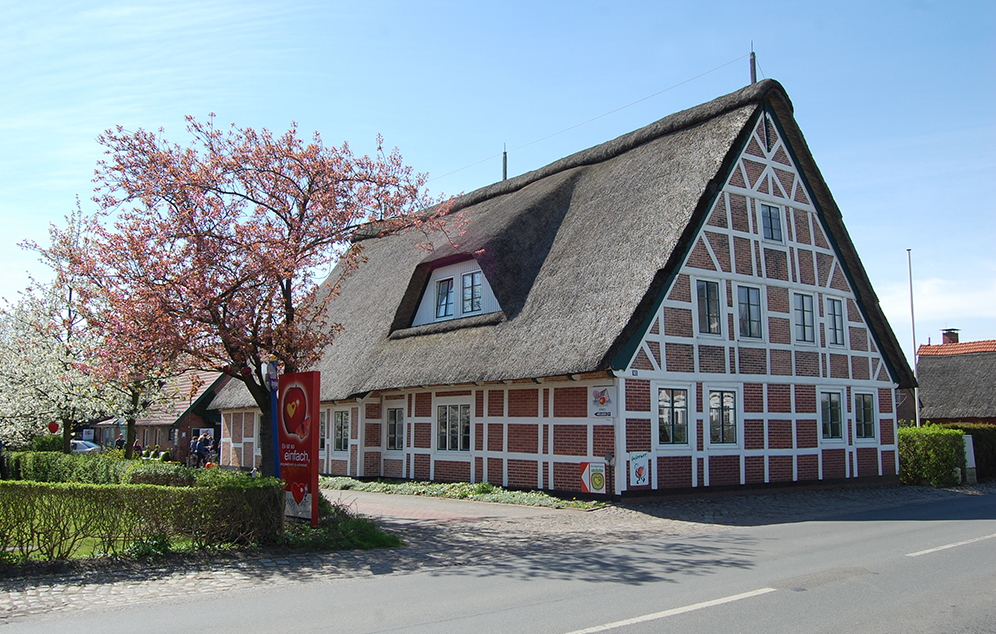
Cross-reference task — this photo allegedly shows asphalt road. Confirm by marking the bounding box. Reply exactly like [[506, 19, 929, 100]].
[[5, 489, 994, 633]]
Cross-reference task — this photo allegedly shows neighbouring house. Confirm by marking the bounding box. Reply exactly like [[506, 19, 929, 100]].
[[97, 371, 230, 459], [211, 79, 915, 495], [915, 329, 996, 425]]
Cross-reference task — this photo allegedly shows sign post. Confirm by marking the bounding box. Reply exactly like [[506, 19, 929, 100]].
[[277, 371, 320, 526]]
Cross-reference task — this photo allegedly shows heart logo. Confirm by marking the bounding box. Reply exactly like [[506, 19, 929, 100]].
[[286, 400, 298, 419], [291, 482, 307, 504], [282, 386, 309, 440]]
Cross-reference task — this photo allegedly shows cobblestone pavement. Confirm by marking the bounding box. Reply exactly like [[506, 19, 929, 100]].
[[2, 481, 993, 623]]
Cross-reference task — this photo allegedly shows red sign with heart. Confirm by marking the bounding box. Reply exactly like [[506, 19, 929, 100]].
[[278, 371, 320, 526]]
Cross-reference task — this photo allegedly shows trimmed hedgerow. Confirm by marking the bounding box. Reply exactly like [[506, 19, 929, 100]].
[[939, 423, 996, 480], [898, 426, 964, 487], [0, 478, 284, 561]]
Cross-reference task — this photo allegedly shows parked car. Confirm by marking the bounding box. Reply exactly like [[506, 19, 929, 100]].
[[70, 440, 102, 454]]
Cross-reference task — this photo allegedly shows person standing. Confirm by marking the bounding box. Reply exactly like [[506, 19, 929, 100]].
[[114, 434, 125, 450]]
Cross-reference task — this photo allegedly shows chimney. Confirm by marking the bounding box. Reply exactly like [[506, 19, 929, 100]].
[[941, 328, 960, 345]]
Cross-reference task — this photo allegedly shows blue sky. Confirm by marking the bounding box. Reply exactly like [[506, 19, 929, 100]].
[[1, 0, 993, 366]]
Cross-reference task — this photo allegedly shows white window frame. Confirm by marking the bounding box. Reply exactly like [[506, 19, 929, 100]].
[[706, 387, 740, 447], [760, 203, 784, 243], [386, 407, 404, 452], [332, 409, 349, 453], [819, 389, 845, 443], [462, 271, 483, 314], [737, 285, 764, 340], [793, 292, 816, 344], [435, 278, 454, 319], [854, 393, 876, 441], [436, 400, 471, 452], [826, 296, 846, 347], [694, 278, 723, 337], [656, 385, 691, 447]]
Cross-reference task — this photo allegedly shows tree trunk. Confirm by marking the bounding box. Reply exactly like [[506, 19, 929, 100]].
[[246, 380, 276, 477], [124, 387, 140, 459], [62, 418, 72, 454]]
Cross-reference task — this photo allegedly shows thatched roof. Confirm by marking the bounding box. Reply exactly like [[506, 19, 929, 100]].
[[212, 79, 914, 409], [918, 343, 996, 419], [137, 371, 228, 425]]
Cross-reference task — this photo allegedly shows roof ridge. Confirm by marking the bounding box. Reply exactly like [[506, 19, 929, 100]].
[[918, 340, 996, 356]]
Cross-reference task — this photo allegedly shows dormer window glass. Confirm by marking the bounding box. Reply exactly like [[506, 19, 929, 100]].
[[761, 204, 783, 242], [435, 279, 454, 318], [462, 272, 482, 313]]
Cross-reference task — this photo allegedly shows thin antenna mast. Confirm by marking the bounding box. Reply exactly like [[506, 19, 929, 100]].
[[502, 144, 507, 181], [907, 248, 921, 427], [749, 42, 756, 84]]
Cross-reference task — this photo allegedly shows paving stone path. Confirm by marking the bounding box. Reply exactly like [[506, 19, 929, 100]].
[[2, 482, 993, 623]]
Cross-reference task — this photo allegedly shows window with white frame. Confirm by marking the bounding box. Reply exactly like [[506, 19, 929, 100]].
[[437, 404, 470, 451], [855, 394, 875, 438], [435, 279, 454, 318], [696, 280, 721, 335], [827, 297, 845, 346], [462, 271, 482, 314], [821, 392, 842, 439], [709, 390, 737, 443], [333, 410, 349, 452], [319, 411, 327, 452], [658, 388, 688, 444], [761, 204, 783, 242], [794, 293, 815, 342], [387, 407, 404, 451], [738, 286, 762, 338]]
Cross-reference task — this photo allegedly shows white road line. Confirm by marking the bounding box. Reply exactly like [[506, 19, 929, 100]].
[[560, 588, 778, 634], [906, 532, 996, 558]]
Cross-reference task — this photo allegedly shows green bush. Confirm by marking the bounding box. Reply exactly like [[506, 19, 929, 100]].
[[899, 426, 965, 487], [30, 434, 63, 452], [0, 478, 284, 561], [940, 423, 996, 479]]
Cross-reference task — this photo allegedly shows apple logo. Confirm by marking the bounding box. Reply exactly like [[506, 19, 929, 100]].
[[282, 385, 310, 440]]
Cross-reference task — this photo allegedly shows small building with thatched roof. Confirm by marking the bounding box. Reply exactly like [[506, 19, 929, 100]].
[[917, 333, 996, 425], [212, 79, 914, 495]]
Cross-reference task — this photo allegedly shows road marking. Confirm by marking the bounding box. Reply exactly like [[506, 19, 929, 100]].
[[560, 588, 778, 634], [906, 532, 996, 557]]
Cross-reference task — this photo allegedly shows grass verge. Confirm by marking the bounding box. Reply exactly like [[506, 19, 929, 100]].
[[320, 476, 601, 509]]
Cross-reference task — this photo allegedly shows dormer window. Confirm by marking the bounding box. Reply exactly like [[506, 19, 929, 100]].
[[436, 279, 454, 318], [409, 258, 501, 327]]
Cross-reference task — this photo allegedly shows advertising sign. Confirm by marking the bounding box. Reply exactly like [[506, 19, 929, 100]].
[[629, 451, 650, 487], [278, 371, 320, 526], [588, 386, 616, 418], [580, 462, 606, 494]]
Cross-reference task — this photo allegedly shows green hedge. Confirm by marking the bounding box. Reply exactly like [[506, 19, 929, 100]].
[[939, 423, 996, 479], [4, 451, 199, 486], [0, 479, 284, 561], [898, 426, 965, 486]]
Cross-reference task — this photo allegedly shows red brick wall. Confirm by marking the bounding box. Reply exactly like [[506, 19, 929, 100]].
[[475, 423, 484, 451], [734, 236, 753, 275], [507, 459, 538, 488], [698, 345, 726, 373], [770, 349, 792, 375], [553, 462, 579, 491], [830, 354, 849, 379], [880, 419, 895, 445], [508, 389, 539, 417], [822, 449, 846, 479], [745, 455, 765, 484], [413, 454, 431, 480], [856, 448, 879, 477], [664, 307, 693, 337], [593, 426, 614, 457], [475, 457, 484, 482], [878, 388, 894, 413], [658, 455, 693, 488], [488, 423, 504, 452], [364, 423, 381, 447], [768, 317, 791, 344], [553, 425, 587, 456], [553, 387, 587, 418], [413, 422, 431, 449], [705, 231, 731, 272], [668, 274, 691, 302], [363, 450, 380, 476], [415, 392, 432, 418], [488, 390, 505, 417], [795, 351, 819, 377], [882, 449, 897, 475], [434, 460, 471, 483], [365, 403, 382, 420], [794, 384, 816, 413], [764, 248, 789, 281], [744, 383, 764, 412], [769, 455, 793, 482], [738, 347, 767, 374], [767, 384, 792, 412], [487, 457, 503, 485], [709, 455, 740, 486], [476, 390, 485, 418], [383, 458, 404, 478], [625, 380, 651, 412], [797, 454, 818, 481], [349, 445, 357, 476], [626, 418, 651, 452], [744, 419, 764, 450], [508, 424, 539, 453], [768, 420, 793, 449], [796, 419, 818, 448], [666, 343, 694, 372], [330, 459, 348, 476]]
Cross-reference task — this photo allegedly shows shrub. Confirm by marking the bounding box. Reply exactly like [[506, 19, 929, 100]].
[[30, 435, 62, 452], [899, 426, 964, 487], [940, 423, 996, 480]]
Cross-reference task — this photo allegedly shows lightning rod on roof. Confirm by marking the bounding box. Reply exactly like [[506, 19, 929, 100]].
[[502, 144, 508, 181], [750, 42, 756, 84]]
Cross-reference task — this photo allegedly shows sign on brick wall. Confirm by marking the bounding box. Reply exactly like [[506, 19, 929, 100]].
[[589, 386, 616, 418], [580, 461, 606, 494], [278, 371, 320, 526]]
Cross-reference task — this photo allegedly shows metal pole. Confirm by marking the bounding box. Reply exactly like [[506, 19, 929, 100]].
[[907, 249, 921, 427]]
